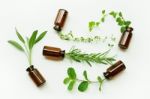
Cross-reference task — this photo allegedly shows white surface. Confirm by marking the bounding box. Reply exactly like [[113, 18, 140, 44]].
[[0, 0, 150, 99]]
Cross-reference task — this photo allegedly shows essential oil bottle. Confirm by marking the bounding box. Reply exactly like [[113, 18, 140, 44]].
[[103, 60, 126, 79], [43, 46, 65, 60], [119, 27, 133, 49], [54, 9, 68, 31], [26, 66, 46, 87]]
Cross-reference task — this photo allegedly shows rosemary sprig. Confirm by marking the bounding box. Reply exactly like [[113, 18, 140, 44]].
[[64, 67, 105, 92], [65, 47, 116, 66], [8, 28, 47, 66], [59, 31, 103, 43]]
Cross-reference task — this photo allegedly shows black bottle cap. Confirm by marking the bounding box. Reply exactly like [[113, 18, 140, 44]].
[[54, 25, 62, 32], [26, 65, 34, 72]]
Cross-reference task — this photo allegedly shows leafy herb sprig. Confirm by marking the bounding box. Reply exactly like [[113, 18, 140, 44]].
[[65, 47, 116, 66], [109, 11, 131, 33], [8, 28, 47, 66], [59, 31, 104, 43], [88, 10, 132, 33], [64, 67, 105, 92], [89, 10, 107, 32]]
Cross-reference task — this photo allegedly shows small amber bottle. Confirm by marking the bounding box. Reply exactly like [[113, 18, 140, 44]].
[[26, 66, 46, 87], [119, 27, 133, 49], [43, 46, 65, 60], [103, 60, 126, 79], [54, 9, 68, 31]]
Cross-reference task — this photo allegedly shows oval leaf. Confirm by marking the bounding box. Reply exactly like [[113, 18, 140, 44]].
[[78, 81, 89, 92], [35, 31, 47, 44], [63, 77, 70, 85], [68, 80, 75, 91], [8, 40, 24, 52], [67, 68, 76, 79], [83, 71, 89, 81]]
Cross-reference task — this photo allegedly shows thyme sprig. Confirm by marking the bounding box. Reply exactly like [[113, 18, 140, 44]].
[[65, 47, 116, 66], [8, 28, 47, 66], [59, 31, 103, 43], [64, 67, 105, 92]]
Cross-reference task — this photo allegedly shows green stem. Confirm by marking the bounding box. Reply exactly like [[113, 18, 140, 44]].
[[76, 78, 98, 84]]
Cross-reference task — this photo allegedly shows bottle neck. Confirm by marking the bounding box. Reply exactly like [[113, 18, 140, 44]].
[[26, 65, 34, 72]]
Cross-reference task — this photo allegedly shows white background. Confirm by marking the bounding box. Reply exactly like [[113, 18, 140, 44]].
[[0, 0, 150, 99]]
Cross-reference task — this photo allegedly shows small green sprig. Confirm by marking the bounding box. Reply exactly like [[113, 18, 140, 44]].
[[65, 47, 116, 66], [109, 11, 131, 33], [8, 28, 47, 66], [59, 31, 102, 43], [64, 67, 105, 92], [89, 10, 107, 32]]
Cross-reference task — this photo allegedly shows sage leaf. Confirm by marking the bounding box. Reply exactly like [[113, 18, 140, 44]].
[[78, 81, 89, 92], [29, 30, 38, 49], [15, 28, 25, 43], [8, 40, 24, 52], [35, 31, 47, 44]]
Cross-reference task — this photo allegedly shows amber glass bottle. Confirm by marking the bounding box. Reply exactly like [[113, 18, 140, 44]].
[[26, 66, 46, 87], [43, 46, 65, 60], [103, 60, 126, 79], [54, 9, 68, 31], [119, 27, 133, 49]]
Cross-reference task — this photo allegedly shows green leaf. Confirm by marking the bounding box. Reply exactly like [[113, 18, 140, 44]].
[[124, 21, 131, 26], [96, 22, 100, 26], [15, 28, 25, 43], [35, 31, 47, 44], [102, 10, 105, 14], [89, 21, 96, 32], [101, 17, 105, 22], [67, 68, 76, 79], [97, 76, 104, 91], [78, 81, 89, 92], [63, 77, 70, 85], [68, 80, 75, 91], [97, 76, 103, 83], [119, 12, 123, 17], [109, 11, 117, 18], [116, 17, 124, 26], [29, 30, 38, 49], [83, 71, 89, 81], [8, 40, 24, 52], [121, 26, 126, 33]]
